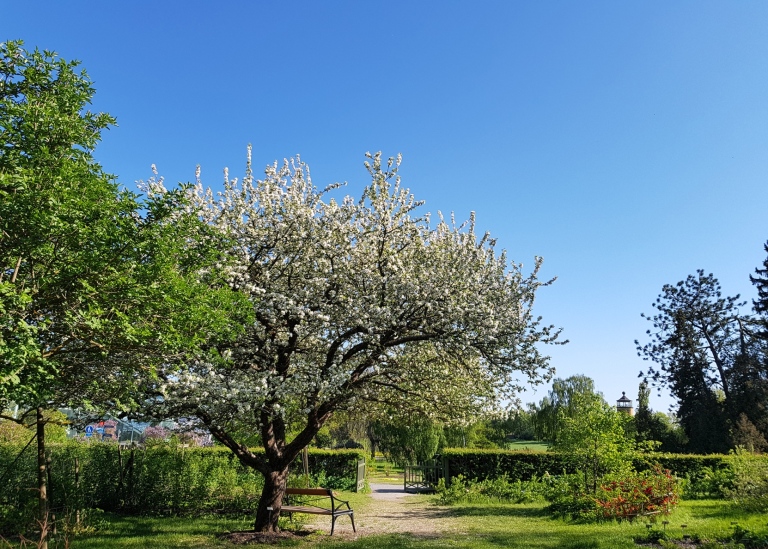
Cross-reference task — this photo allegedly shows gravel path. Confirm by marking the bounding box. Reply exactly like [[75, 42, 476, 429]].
[[307, 482, 459, 539]]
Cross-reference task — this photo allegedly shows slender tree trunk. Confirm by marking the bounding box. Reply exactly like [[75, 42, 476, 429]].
[[36, 407, 48, 549], [254, 468, 288, 532], [74, 457, 81, 526]]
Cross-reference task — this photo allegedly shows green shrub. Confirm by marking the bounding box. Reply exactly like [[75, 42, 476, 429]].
[[679, 464, 735, 499], [545, 468, 680, 522], [635, 453, 760, 500], [441, 448, 756, 502], [441, 449, 574, 481], [0, 441, 363, 536], [729, 524, 768, 548], [435, 474, 547, 505], [594, 468, 680, 520], [725, 449, 768, 512]]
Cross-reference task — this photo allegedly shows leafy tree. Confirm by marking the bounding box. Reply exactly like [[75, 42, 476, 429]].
[[637, 270, 763, 453], [633, 380, 653, 443], [0, 41, 243, 543], [441, 418, 502, 449], [632, 380, 686, 452], [531, 375, 601, 442], [732, 413, 768, 453], [370, 415, 442, 465], [487, 407, 537, 442], [551, 393, 634, 494], [152, 150, 563, 532]]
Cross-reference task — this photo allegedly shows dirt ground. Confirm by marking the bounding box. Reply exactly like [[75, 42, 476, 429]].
[[323, 482, 458, 539], [221, 482, 456, 544]]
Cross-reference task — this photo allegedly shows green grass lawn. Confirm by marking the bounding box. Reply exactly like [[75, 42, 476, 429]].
[[504, 440, 549, 452], [368, 458, 405, 484], [314, 500, 768, 549], [23, 497, 767, 549]]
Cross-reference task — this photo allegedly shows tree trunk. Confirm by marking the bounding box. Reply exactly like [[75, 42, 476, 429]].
[[254, 468, 289, 532], [36, 407, 48, 549]]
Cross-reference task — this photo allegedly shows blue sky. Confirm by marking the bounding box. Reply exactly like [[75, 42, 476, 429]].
[[4, 1, 768, 413]]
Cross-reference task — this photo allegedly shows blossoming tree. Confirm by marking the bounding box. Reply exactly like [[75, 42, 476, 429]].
[[152, 150, 563, 532]]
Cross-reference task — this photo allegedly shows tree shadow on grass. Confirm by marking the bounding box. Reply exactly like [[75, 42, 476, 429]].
[[478, 533, 602, 548], [683, 500, 744, 520], [74, 514, 255, 548], [315, 531, 607, 549], [446, 504, 551, 519]]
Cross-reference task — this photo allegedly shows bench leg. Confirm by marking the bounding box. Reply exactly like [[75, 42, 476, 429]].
[[331, 512, 355, 535]]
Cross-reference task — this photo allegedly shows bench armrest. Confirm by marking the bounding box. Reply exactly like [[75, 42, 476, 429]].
[[330, 492, 352, 512]]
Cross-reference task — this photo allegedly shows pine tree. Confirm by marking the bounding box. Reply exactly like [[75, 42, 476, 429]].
[[751, 240, 768, 335]]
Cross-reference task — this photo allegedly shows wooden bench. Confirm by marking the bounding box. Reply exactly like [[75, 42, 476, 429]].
[[270, 487, 355, 535]]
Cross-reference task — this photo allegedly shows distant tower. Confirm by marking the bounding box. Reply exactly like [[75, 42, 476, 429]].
[[616, 392, 634, 416]]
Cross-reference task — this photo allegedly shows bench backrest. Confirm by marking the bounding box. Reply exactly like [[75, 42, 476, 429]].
[[285, 488, 333, 497]]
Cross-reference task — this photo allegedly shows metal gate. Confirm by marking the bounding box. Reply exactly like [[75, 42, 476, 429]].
[[404, 458, 445, 493], [355, 458, 366, 492]]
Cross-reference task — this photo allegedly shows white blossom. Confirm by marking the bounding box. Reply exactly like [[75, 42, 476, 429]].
[[156, 149, 562, 460]]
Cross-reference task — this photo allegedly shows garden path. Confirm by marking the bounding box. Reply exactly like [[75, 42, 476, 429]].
[[307, 482, 460, 539]]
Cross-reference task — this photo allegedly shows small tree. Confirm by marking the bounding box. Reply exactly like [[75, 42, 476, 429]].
[[552, 394, 634, 494], [152, 150, 563, 532]]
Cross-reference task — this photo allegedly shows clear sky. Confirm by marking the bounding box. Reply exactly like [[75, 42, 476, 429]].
[[4, 1, 768, 413]]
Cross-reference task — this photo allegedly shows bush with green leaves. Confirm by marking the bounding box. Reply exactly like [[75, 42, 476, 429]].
[[442, 449, 574, 481], [545, 468, 680, 522], [724, 448, 768, 512], [593, 467, 679, 520], [0, 440, 363, 536], [435, 474, 547, 505], [679, 464, 734, 499]]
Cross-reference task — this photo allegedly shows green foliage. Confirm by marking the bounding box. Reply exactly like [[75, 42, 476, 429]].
[[728, 524, 768, 549], [552, 395, 635, 494], [751, 240, 768, 329], [435, 473, 548, 505], [530, 375, 600, 443], [439, 448, 760, 503], [593, 468, 679, 519], [724, 448, 768, 512], [303, 449, 366, 490], [546, 468, 680, 522], [371, 417, 442, 465], [442, 448, 574, 481], [638, 270, 768, 454], [679, 464, 734, 500], [634, 453, 735, 499], [633, 381, 687, 452], [501, 408, 538, 441], [0, 39, 247, 417], [634, 529, 670, 545], [0, 418, 35, 444], [0, 441, 363, 536]]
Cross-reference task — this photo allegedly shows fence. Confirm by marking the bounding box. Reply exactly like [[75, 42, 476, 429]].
[[404, 458, 446, 492]]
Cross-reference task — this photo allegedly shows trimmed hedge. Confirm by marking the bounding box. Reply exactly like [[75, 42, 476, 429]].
[[441, 449, 576, 481], [633, 453, 731, 477], [440, 448, 767, 487], [0, 442, 364, 534]]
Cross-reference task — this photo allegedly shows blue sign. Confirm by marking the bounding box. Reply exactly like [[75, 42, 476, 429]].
[[96, 427, 105, 435], [85, 425, 94, 437]]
